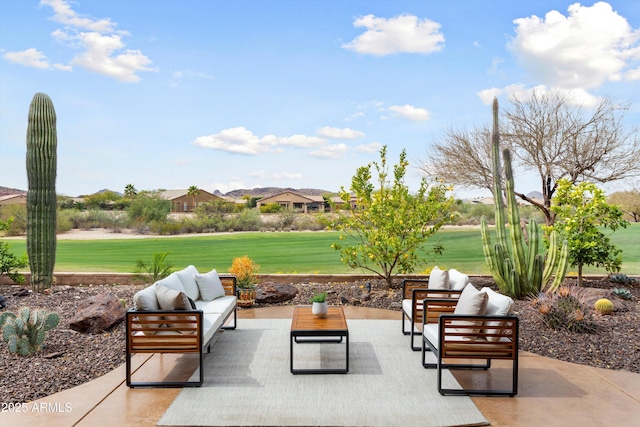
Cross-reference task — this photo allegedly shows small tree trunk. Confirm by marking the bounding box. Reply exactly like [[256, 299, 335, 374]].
[[578, 264, 583, 287]]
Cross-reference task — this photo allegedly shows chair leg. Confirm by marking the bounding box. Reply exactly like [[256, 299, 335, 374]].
[[421, 336, 436, 369]]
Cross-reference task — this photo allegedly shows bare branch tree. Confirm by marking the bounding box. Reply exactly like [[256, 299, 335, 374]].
[[419, 125, 494, 192], [422, 89, 640, 225]]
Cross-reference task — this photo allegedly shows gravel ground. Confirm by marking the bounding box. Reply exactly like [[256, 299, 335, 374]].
[[1, 276, 638, 404]]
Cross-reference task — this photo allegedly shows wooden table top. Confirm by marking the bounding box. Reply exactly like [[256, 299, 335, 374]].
[[291, 306, 348, 332]]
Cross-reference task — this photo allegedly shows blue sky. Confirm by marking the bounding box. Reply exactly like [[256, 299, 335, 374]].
[[1, 0, 639, 198]]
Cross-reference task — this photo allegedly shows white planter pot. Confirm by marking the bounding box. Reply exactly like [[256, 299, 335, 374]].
[[312, 302, 328, 319]]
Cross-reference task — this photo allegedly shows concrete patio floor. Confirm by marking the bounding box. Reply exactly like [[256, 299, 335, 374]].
[[2, 306, 640, 427]]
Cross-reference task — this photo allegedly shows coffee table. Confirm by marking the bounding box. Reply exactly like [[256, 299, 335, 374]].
[[290, 305, 349, 374]]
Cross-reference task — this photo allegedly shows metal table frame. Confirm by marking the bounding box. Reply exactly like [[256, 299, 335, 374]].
[[290, 306, 349, 374]]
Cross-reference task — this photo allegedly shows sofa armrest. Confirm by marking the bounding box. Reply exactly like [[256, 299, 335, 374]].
[[126, 309, 203, 352], [418, 290, 463, 325], [218, 275, 237, 297]]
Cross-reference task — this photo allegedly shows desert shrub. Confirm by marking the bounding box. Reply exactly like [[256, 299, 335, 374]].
[[149, 219, 182, 235], [259, 203, 284, 213], [126, 195, 170, 224], [0, 205, 27, 235], [529, 287, 597, 333], [227, 209, 262, 231]]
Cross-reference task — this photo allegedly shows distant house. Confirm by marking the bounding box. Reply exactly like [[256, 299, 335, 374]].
[[256, 191, 326, 213], [159, 189, 225, 212], [0, 194, 27, 206]]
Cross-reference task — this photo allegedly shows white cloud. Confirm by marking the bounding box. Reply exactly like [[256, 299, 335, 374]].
[[309, 144, 348, 159], [509, 2, 640, 89], [193, 127, 328, 155], [477, 84, 600, 107], [388, 104, 431, 121], [4, 48, 52, 69], [342, 14, 445, 56], [355, 142, 383, 153], [344, 111, 365, 122], [316, 126, 365, 140], [193, 127, 268, 155], [41, 0, 117, 33], [63, 31, 155, 82], [4, 0, 155, 82]]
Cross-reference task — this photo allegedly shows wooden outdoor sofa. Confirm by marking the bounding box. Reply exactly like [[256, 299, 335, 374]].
[[402, 267, 519, 396], [125, 266, 237, 388]]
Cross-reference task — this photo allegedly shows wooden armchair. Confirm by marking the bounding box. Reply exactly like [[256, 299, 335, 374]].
[[421, 285, 519, 396], [401, 279, 462, 351]]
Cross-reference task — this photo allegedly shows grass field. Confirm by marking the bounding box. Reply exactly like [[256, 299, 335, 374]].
[[4, 224, 639, 275]]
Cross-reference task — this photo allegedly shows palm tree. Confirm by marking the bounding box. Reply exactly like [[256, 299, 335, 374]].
[[124, 184, 137, 199], [187, 185, 200, 211]]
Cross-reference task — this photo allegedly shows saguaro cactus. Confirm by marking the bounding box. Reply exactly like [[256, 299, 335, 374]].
[[26, 92, 57, 292], [480, 98, 568, 299]]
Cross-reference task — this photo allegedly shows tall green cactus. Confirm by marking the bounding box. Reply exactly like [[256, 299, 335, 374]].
[[480, 98, 568, 299], [26, 93, 57, 293]]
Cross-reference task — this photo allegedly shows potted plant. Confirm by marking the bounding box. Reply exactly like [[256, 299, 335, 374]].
[[310, 291, 328, 318], [229, 255, 259, 307]]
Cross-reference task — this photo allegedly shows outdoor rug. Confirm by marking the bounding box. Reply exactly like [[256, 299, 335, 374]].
[[158, 319, 489, 427]]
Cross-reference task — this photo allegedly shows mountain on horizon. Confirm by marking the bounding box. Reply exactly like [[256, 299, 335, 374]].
[[222, 187, 335, 198]]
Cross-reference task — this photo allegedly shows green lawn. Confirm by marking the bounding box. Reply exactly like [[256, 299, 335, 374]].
[[3, 223, 639, 275]]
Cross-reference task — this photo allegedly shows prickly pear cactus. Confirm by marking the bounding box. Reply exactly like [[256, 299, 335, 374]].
[[1, 307, 60, 356], [26, 92, 58, 292]]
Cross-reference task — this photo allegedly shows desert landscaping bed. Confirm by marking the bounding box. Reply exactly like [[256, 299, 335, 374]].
[[0, 276, 638, 404]]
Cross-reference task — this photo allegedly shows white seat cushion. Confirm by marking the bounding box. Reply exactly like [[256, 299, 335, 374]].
[[175, 265, 201, 301], [195, 296, 236, 318], [203, 313, 224, 344], [132, 285, 163, 335]]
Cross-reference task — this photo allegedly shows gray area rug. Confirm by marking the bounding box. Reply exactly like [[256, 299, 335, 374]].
[[158, 319, 489, 427]]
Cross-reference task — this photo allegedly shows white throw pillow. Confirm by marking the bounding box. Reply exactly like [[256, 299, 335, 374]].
[[428, 266, 450, 290], [452, 283, 488, 337], [448, 269, 470, 290], [155, 272, 186, 294], [175, 265, 201, 301], [481, 287, 514, 342], [195, 269, 226, 301]]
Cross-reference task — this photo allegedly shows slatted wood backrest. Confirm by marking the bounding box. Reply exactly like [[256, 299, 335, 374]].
[[127, 310, 202, 353], [219, 275, 237, 297], [439, 315, 518, 360], [402, 279, 429, 300]]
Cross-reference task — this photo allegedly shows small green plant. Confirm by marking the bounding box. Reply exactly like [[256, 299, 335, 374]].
[[1, 307, 60, 356], [132, 251, 173, 283], [529, 287, 596, 333], [609, 273, 639, 286], [310, 291, 328, 303], [612, 287, 633, 301], [594, 298, 614, 315]]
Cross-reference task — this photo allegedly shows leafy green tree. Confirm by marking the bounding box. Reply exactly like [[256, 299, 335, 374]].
[[608, 189, 640, 222], [83, 191, 122, 210], [0, 218, 28, 283], [545, 179, 628, 285], [328, 146, 454, 288]]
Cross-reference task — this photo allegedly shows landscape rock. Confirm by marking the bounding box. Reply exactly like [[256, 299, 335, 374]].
[[69, 293, 126, 333], [255, 282, 298, 303]]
